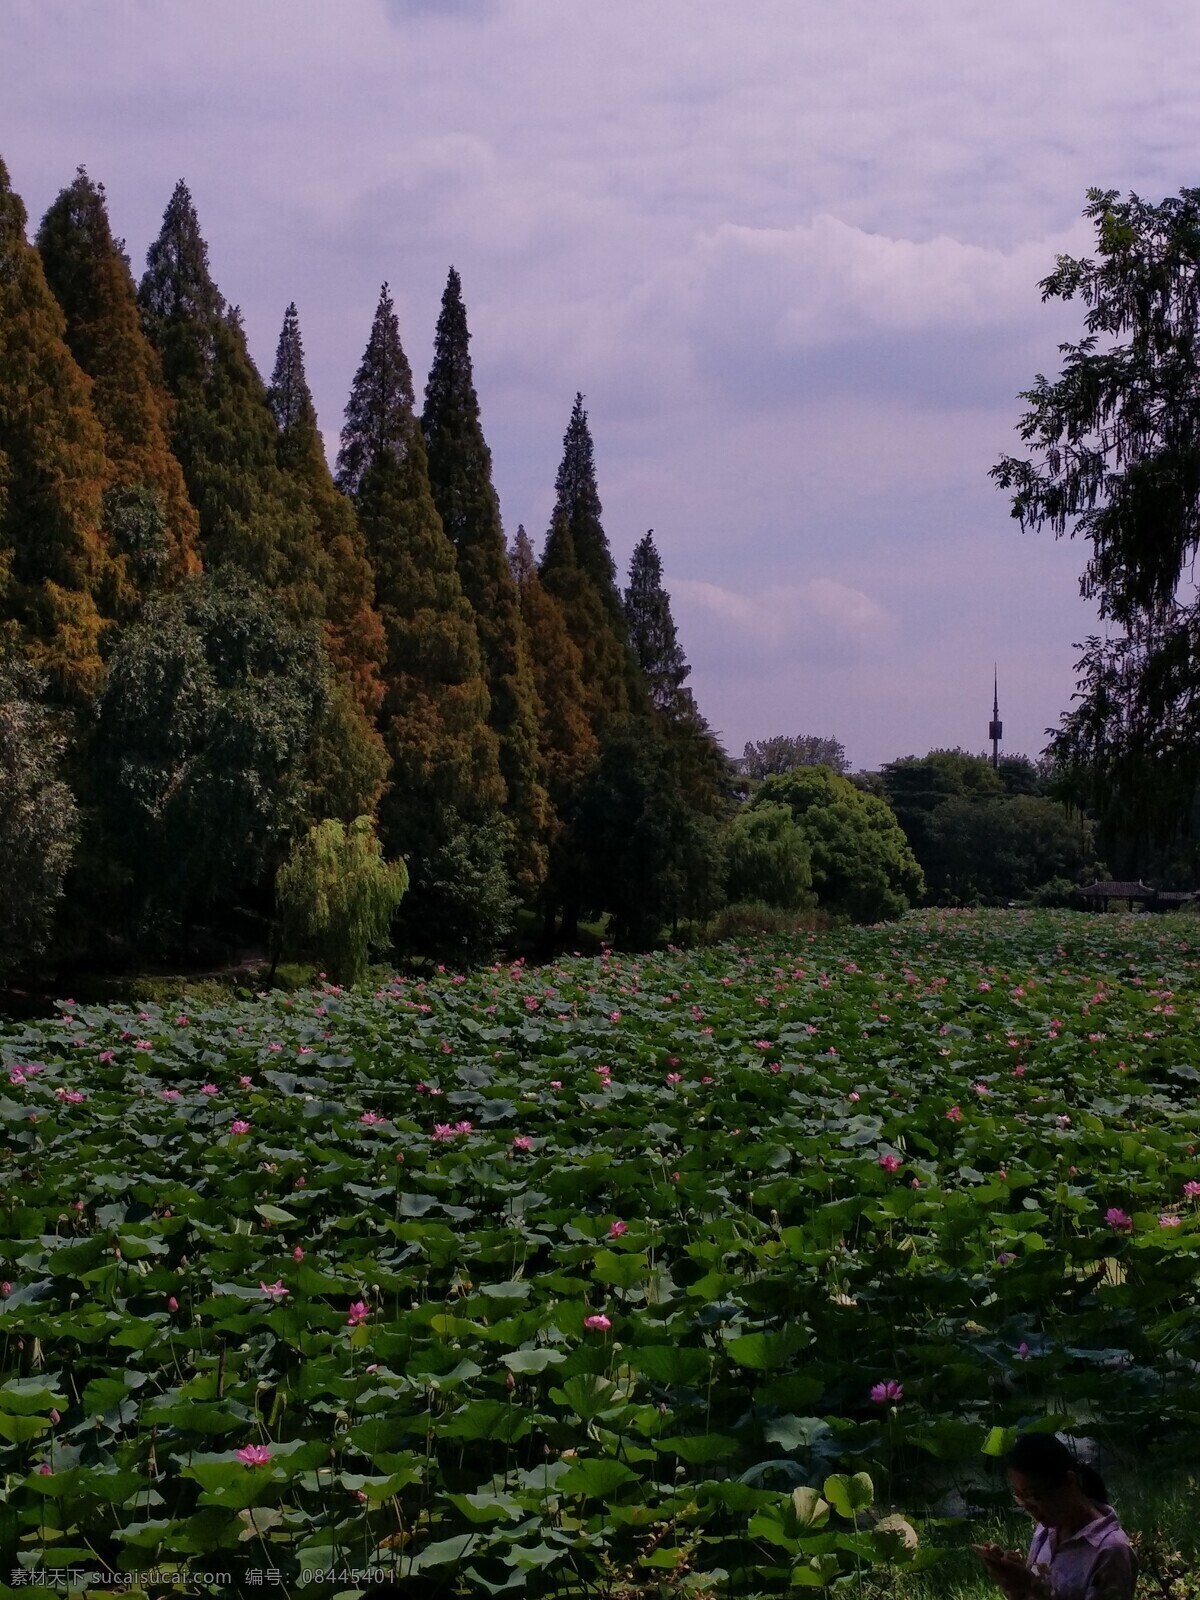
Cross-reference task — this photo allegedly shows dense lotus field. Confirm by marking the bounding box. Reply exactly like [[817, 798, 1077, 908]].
[[2, 910, 1200, 1597]]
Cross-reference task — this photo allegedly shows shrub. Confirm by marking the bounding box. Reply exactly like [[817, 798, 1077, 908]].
[[699, 900, 831, 944]]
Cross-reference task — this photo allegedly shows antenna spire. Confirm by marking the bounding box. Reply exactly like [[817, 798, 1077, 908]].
[[989, 664, 1003, 771]]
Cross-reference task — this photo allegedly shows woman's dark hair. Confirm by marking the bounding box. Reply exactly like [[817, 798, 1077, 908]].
[[1007, 1432, 1109, 1506]]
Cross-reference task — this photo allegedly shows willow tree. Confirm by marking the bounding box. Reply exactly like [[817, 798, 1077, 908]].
[[274, 815, 408, 987], [992, 185, 1200, 849]]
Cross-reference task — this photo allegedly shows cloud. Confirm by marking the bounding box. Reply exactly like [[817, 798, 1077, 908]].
[[673, 576, 895, 675], [383, 0, 502, 20]]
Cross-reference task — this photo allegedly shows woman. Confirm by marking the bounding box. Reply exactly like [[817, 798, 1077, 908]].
[[972, 1432, 1138, 1599]]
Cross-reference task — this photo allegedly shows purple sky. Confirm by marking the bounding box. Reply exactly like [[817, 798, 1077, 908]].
[[6, 0, 1199, 769]]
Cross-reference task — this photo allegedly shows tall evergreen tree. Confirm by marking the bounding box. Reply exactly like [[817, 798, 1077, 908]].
[[623, 529, 693, 719], [510, 525, 598, 811], [337, 283, 504, 927], [542, 393, 622, 610], [421, 267, 549, 894], [36, 169, 201, 608], [267, 302, 388, 820], [137, 181, 327, 623], [0, 154, 115, 703], [540, 395, 646, 734]]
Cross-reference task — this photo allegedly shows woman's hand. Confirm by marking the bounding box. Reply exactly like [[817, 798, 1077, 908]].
[[971, 1543, 1050, 1598]]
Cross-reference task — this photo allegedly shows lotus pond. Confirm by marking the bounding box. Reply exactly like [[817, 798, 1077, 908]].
[[2, 909, 1199, 1597]]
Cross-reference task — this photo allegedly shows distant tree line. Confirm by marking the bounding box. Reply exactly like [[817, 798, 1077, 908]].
[[0, 160, 938, 984], [8, 161, 1132, 983]]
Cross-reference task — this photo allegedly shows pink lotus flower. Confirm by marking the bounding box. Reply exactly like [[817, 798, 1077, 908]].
[[200, 1083, 219, 1096], [56, 1089, 85, 1104], [98, 1050, 115, 1064], [1, 1282, 11, 1295], [512, 1135, 533, 1151], [972, 1081, 990, 1096], [167, 1296, 179, 1311], [230, 1119, 251, 1136], [878, 1154, 901, 1173], [609, 1219, 628, 1238], [997, 1252, 1015, 1265], [162, 1088, 181, 1101], [267, 1042, 283, 1053], [848, 1091, 860, 1102], [1017, 1342, 1030, 1360], [260, 1279, 289, 1299], [347, 1299, 370, 1327], [870, 1379, 903, 1403], [945, 1105, 963, 1122], [977, 980, 991, 991], [550, 1079, 562, 1089], [238, 1075, 253, 1088], [1105, 1207, 1133, 1232], [609, 1011, 622, 1023], [236, 1444, 272, 1466], [583, 1313, 612, 1331], [1184, 1181, 1200, 1198], [8, 1069, 26, 1086], [1159, 1214, 1182, 1228], [37, 1462, 52, 1475], [292, 1245, 304, 1261], [360, 1111, 385, 1125], [665, 1072, 682, 1085], [295, 1173, 307, 1186]]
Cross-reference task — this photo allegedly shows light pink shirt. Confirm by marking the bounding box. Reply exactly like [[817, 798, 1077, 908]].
[[1027, 1502, 1137, 1599]]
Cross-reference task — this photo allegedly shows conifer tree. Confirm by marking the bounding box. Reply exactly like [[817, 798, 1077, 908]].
[[36, 169, 201, 607], [337, 283, 504, 919], [421, 268, 549, 894], [542, 393, 623, 610], [510, 525, 597, 810], [540, 395, 646, 734], [137, 181, 327, 623], [267, 303, 388, 820], [623, 529, 693, 719], [0, 154, 115, 703]]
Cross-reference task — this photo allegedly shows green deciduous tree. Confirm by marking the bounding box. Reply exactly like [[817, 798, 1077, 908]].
[[0, 654, 79, 977], [91, 572, 328, 954], [881, 748, 1003, 880], [740, 733, 849, 779], [36, 168, 201, 607], [991, 185, 1200, 845], [0, 154, 116, 703], [422, 268, 549, 894], [927, 795, 1096, 905], [757, 765, 924, 922], [274, 815, 408, 987], [574, 718, 725, 947], [723, 800, 814, 911]]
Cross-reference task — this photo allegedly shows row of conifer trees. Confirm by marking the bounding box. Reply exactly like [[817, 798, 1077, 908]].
[[0, 156, 733, 972]]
